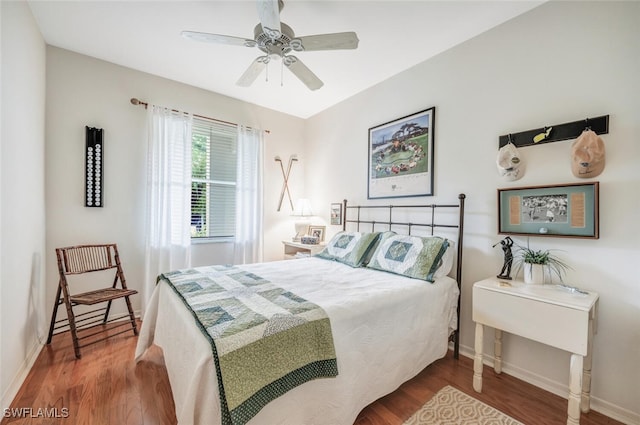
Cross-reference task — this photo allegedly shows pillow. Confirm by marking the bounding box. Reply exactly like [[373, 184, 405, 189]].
[[315, 231, 381, 267], [433, 240, 455, 279], [361, 231, 395, 265], [366, 234, 450, 282]]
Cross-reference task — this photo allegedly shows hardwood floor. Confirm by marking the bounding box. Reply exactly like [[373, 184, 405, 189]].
[[3, 323, 622, 425]]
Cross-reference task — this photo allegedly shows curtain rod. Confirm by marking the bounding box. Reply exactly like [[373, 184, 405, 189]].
[[130, 98, 270, 134]]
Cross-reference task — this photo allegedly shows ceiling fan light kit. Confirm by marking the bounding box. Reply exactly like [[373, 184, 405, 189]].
[[181, 0, 359, 90]]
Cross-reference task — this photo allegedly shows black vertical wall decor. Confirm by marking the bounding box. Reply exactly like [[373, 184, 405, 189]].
[[85, 126, 104, 207]]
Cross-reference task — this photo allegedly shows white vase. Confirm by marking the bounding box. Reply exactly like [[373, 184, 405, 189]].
[[524, 263, 545, 284]]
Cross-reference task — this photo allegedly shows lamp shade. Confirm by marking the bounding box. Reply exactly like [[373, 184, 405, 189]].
[[292, 198, 314, 216]]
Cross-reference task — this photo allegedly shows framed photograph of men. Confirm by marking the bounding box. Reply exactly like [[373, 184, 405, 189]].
[[367, 107, 435, 199], [498, 182, 599, 239]]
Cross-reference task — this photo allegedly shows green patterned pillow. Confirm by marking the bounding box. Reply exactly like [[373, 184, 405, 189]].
[[366, 234, 450, 282], [315, 231, 381, 267]]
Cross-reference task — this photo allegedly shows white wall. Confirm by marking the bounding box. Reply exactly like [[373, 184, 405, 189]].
[[305, 2, 639, 423], [0, 0, 47, 409], [44, 47, 306, 322], [5, 1, 639, 422]]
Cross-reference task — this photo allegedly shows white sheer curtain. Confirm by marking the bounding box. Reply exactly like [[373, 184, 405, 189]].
[[143, 105, 193, 312], [233, 125, 264, 264]]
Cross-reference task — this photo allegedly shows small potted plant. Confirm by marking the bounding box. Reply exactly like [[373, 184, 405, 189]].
[[513, 241, 571, 284]]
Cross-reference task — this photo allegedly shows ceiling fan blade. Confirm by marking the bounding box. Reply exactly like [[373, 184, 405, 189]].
[[181, 31, 255, 48], [294, 32, 359, 51], [256, 0, 282, 39], [236, 56, 269, 87], [284, 56, 323, 91]]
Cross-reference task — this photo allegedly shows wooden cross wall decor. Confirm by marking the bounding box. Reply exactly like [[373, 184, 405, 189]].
[[275, 155, 298, 211]]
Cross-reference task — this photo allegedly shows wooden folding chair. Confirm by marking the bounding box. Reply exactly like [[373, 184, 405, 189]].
[[46, 244, 138, 358]]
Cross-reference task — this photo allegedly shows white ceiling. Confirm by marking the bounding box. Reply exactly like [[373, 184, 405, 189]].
[[28, 0, 543, 119]]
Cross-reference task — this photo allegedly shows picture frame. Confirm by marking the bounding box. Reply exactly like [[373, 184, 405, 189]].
[[330, 203, 342, 226], [368, 107, 435, 199], [497, 182, 599, 239], [308, 225, 326, 242]]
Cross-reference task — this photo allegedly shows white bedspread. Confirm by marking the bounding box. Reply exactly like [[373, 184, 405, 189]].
[[135, 257, 459, 425]]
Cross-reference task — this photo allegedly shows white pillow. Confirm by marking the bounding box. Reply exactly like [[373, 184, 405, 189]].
[[433, 240, 455, 278]]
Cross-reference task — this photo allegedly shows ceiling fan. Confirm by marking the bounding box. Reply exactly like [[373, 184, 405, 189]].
[[181, 0, 359, 91]]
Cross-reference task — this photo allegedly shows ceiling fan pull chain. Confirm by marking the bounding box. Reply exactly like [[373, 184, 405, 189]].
[[281, 60, 284, 86], [265, 61, 269, 82]]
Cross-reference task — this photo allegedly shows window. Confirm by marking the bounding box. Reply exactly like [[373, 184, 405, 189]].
[[191, 117, 237, 239]]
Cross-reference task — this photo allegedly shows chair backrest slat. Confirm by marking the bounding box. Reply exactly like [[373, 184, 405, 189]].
[[59, 244, 116, 274]]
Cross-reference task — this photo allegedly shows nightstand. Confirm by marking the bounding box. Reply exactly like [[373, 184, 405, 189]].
[[282, 240, 325, 260], [472, 277, 598, 425]]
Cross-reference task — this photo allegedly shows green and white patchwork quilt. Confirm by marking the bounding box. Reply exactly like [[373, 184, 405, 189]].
[[159, 265, 338, 425]]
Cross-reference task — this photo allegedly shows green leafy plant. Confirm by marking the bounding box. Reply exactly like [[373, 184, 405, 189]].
[[513, 241, 571, 282]]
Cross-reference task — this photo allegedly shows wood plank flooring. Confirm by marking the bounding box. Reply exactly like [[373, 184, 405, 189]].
[[2, 323, 622, 425]]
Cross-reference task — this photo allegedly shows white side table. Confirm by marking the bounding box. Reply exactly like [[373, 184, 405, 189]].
[[282, 240, 325, 260], [472, 278, 598, 425]]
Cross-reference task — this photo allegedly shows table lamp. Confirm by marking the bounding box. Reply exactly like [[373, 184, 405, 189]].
[[292, 198, 314, 241]]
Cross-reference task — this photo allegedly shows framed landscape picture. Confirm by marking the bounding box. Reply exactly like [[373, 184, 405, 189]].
[[368, 107, 435, 199], [498, 182, 599, 239]]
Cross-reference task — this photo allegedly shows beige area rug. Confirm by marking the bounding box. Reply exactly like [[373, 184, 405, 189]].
[[403, 385, 524, 425]]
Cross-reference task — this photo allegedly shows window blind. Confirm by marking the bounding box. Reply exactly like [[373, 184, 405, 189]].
[[191, 117, 237, 239]]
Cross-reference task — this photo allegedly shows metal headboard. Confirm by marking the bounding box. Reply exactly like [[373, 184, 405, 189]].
[[342, 193, 466, 359]]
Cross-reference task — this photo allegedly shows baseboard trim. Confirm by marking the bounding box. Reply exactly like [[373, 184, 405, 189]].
[[1, 339, 43, 411], [456, 343, 639, 425]]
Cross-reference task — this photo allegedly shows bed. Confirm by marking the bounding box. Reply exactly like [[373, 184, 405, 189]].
[[135, 195, 466, 425]]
